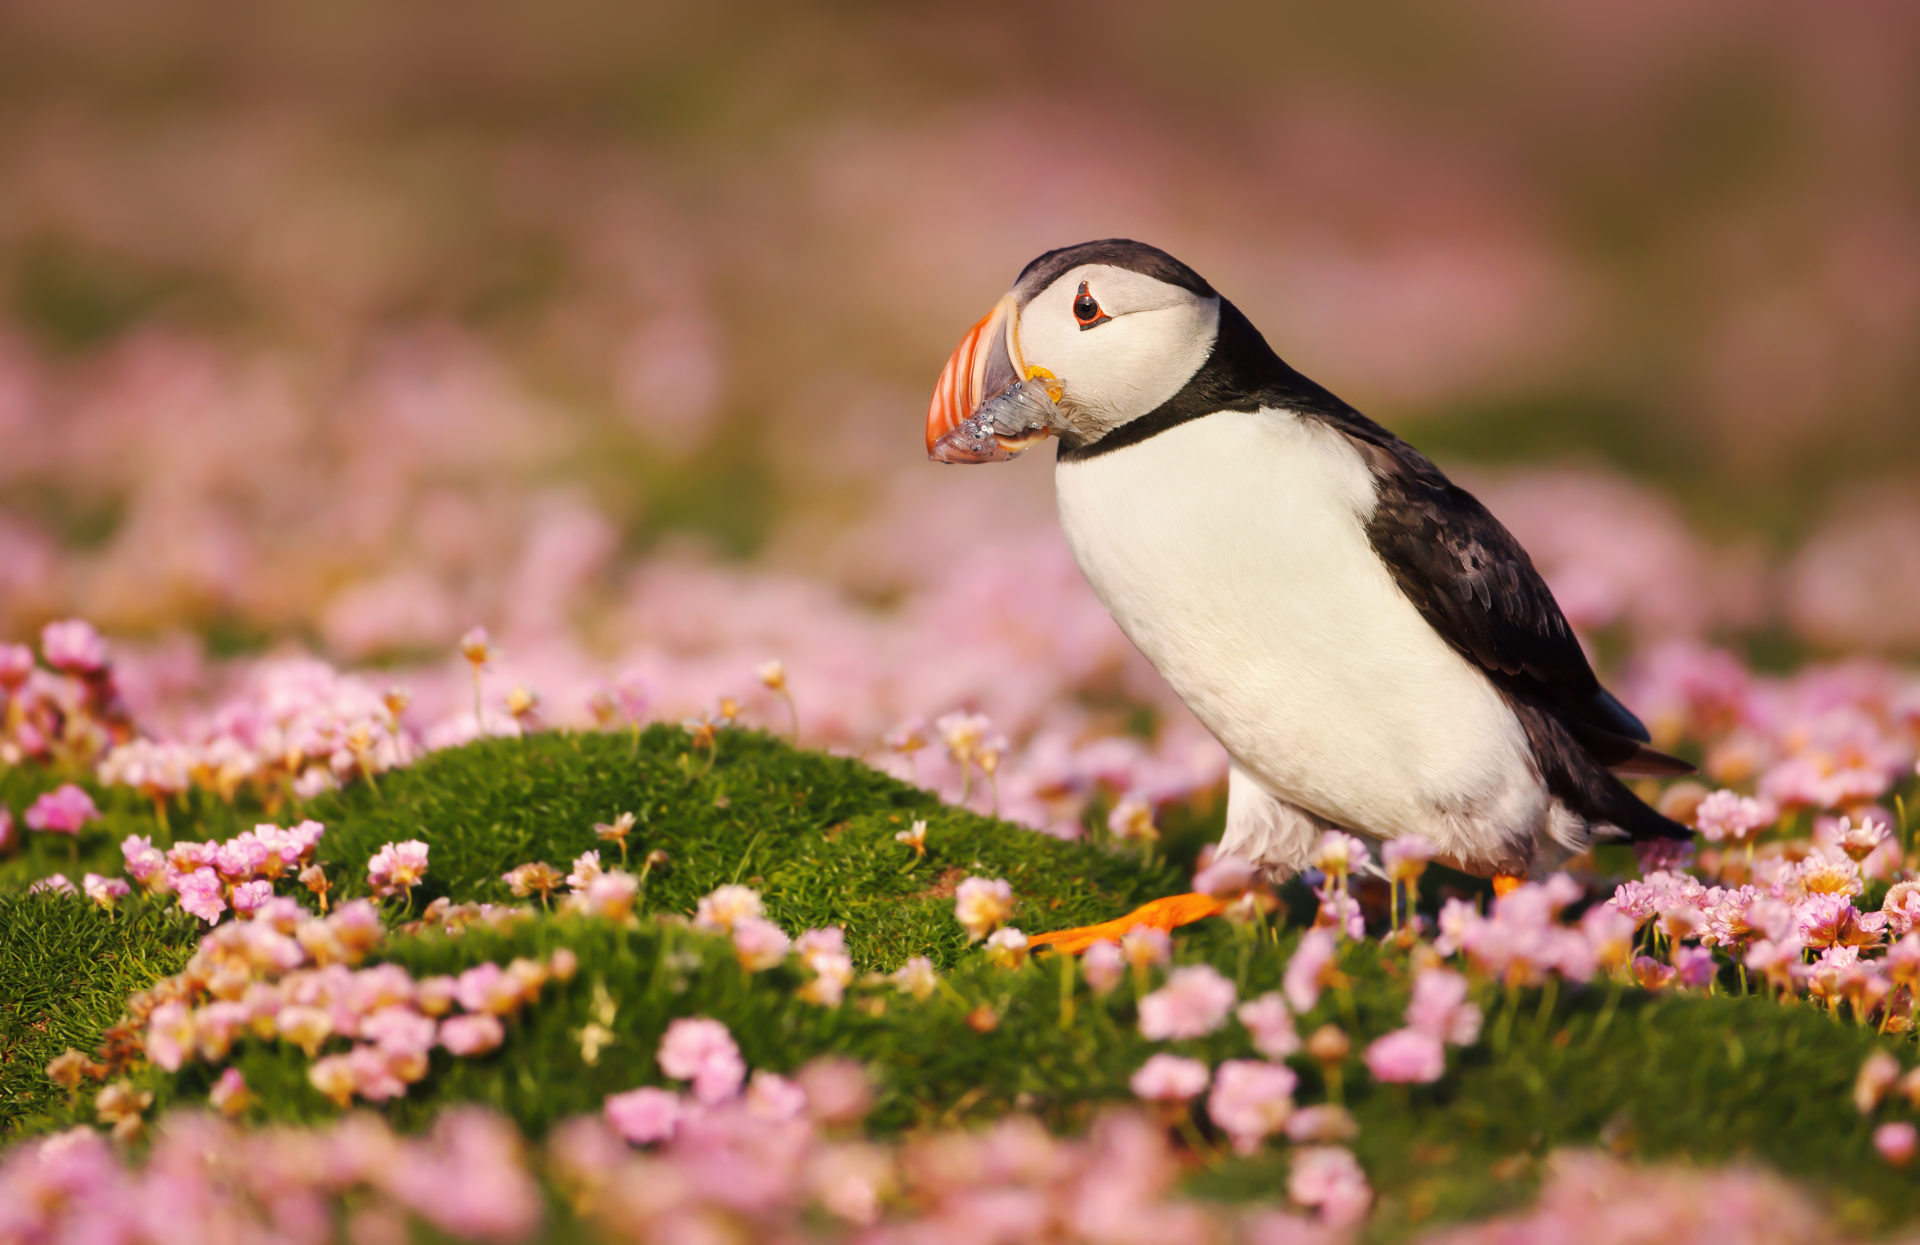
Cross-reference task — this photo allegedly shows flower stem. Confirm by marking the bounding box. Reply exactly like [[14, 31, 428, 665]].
[[1057, 952, 1076, 1028]]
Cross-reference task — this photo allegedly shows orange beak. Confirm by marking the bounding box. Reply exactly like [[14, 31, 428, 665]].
[[925, 293, 1055, 464]]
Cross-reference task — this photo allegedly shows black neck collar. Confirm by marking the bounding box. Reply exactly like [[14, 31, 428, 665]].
[[1056, 299, 1356, 462]]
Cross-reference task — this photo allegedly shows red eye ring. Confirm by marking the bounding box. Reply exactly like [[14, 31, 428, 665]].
[[1072, 281, 1110, 329]]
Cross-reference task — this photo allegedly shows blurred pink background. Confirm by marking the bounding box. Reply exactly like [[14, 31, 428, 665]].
[[2, 0, 1918, 669]]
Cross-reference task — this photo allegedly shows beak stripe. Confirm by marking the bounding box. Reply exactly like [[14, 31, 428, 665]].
[[925, 302, 1000, 455]]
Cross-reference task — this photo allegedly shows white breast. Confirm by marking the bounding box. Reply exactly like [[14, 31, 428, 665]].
[[1054, 409, 1548, 862]]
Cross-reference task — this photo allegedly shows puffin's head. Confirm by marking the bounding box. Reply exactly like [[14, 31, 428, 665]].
[[925, 239, 1221, 463]]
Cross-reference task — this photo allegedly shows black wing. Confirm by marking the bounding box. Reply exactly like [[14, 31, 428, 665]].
[[1306, 405, 1690, 778]]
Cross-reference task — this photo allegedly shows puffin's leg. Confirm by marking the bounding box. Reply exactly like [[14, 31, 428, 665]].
[[1431, 850, 1528, 897], [1027, 893, 1228, 955], [1028, 766, 1321, 956]]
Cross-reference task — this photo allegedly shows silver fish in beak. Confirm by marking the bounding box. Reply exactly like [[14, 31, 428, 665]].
[[925, 292, 1063, 464]]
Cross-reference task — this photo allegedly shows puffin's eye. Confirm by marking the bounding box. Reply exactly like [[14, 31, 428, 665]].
[[1072, 281, 1110, 330]]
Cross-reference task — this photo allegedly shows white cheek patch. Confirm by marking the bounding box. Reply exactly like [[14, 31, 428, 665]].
[[1071, 300, 1218, 430], [1017, 267, 1219, 434]]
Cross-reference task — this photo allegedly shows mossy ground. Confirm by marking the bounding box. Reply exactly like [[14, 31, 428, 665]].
[[1, 729, 1915, 1240]]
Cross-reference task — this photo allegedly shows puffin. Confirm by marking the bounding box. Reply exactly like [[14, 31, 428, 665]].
[[923, 239, 1692, 953]]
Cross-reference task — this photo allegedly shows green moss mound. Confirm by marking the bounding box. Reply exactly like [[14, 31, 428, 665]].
[[2, 728, 1183, 968], [2, 729, 1916, 1239]]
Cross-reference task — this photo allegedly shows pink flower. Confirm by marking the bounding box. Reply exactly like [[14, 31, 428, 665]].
[[209, 1068, 250, 1116], [1310, 830, 1370, 880], [1609, 882, 1658, 926], [1854, 1050, 1901, 1114], [889, 956, 938, 1000], [982, 927, 1028, 972], [282, 820, 327, 863], [0, 642, 32, 688], [1364, 1027, 1446, 1084], [1382, 834, 1437, 882], [1672, 945, 1718, 989], [346, 1045, 409, 1102], [1283, 929, 1339, 1013], [455, 963, 523, 1015], [230, 879, 274, 916], [731, 916, 791, 971], [1236, 993, 1300, 1059], [565, 851, 602, 893], [1082, 941, 1125, 993], [176, 868, 228, 924], [121, 835, 167, 887], [1107, 797, 1158, 843], [1746, 937, 1806, 991], [1883, 883, 1920, 937], [746, 1070, 808, 1119], [28, 873, 76, 896], [1693, 790, 1777, 843], [363, 1007, 438, 1058], [24, 785, 99, 836], [1129, 1053, 1210, 1102], [1207, 1059, 1297, 1153], [1288, 1146, 1372, 1228], [799, 928, 857, 1003], [82, 873, 129, 910], [214, 836, 271, 880], [1406, 968, 1481, 1046], [1193, 854, 1258, 898], [145, 1001, 194, 1072], [1875, 1122, 1917, 1166], [439, 1013, 506, 1056], [308, 1054, 355, 1106], [605, 1087, 683, 1144], [0, 808, 12, 853], [1797, 894, 1870, 950], [796, 1057, 874, 1125], [573, 870, 639, 920], [658, 1017, 745, 1104], [1582, 904, 1638, 970], [40, 619, 107, 673], [367, 840, 429, 897], [1138, 964, 1237, 1041], [954, 876, 1014, 942], [1630, 956, 1676, 990], [1120, 926, 1171, 969]]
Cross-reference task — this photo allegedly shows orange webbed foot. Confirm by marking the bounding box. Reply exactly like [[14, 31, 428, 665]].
[[1491, 873, 1526, 897], [1026, 892, 1228, 956]]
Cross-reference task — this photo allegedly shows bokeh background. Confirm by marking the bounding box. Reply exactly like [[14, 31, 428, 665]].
[[3, 0, 1918, 722]]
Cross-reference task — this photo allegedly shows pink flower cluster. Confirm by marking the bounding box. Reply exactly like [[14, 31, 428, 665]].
[[1364, 969, 1482, 1085], [23, 783, 100, 836], [0, 622, 130, 771], [1623, 643, 1917, 816], [600, 1018, 857, 1147], [120, 892, 579, 1110], [1602, 840, 1920, 1017], [0, 1109, 542, 1244], [367, 839, 429, 898], [121, 819, 325, 924], [560, 1098, 1339, 1242], [7, 1097, 1884, 1245]]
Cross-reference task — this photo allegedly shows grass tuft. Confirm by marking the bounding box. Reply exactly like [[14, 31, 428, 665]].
[[2, 729, 1916, 1238]]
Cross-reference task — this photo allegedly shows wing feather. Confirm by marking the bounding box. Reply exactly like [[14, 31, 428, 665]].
[[1312, 408, 1693, 778]]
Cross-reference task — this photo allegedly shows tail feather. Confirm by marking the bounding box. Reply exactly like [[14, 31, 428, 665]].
[[1500, 688, 1696, 844], [1606, 741, 1695, 779]]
